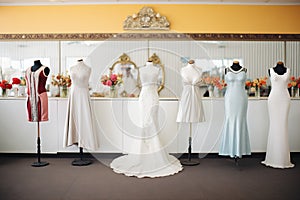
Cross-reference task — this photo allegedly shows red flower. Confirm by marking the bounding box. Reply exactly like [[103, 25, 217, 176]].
[[106, 80, 112, 86], [6, 84, 12, 89], [12, 78, 21, 85], [110, 74, 117, 82], [298, 83, 300, 89]]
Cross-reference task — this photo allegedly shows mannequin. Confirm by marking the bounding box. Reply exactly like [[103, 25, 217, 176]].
[[269, 61, 286, 76], [26, 60, 50, 167], [31, 60, 50, 76], [64, 59, 99, 166], [219, 61, 251, 165], [262, 62, 294, 168], [176, 59, 204, 165]]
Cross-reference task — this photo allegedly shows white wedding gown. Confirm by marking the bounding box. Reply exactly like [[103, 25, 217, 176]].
[[110, 63, 183, 178], [64, 61, 99, 151], [261, 68, 294, 168]]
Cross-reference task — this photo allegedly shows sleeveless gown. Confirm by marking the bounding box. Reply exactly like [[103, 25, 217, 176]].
[[64, 61, 99, 151], [261, 68, 294, 168], [219, 67, 251, 158], [176, 64, 205, 123], [110, 64, 183, 178]]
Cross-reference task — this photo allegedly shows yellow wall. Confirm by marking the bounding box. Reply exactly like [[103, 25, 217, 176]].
[[0, 4, 299, 34]]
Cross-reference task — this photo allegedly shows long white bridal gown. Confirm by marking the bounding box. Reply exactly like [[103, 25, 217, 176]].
[[261, 68, 294, 168], [110, 62, 183, 178]]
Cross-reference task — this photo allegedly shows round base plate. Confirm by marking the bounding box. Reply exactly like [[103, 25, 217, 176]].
[[31, 161, 49, 167], [180, 159, 200, 166], [72, 159, 92, 166]]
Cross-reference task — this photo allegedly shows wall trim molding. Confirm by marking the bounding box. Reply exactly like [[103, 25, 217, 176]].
[[0, 33, 299, 41]]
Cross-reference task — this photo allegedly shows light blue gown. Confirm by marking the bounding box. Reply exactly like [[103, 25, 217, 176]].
[[219, 67, 251, 158]]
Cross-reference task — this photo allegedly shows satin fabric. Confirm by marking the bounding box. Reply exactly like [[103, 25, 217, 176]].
[[219, 67, 251, 158], [262, 68, 294, 168], [63, 61, 99, 151], [110, 62, 183, 178], [176, 64, 205, 123]]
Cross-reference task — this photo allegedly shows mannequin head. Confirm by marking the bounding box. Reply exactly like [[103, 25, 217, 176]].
[[230, 61, 242, 71], [188, 60, 195, 65]]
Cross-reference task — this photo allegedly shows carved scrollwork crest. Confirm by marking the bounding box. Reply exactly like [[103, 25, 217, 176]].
[[123, 7, 170, 30]]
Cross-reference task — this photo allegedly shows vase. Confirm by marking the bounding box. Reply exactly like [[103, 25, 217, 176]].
[[18, 86, 26, 97], [1, 88, 8, 97], [213, 86, 220, 97], [208, 85, 213, 97], [109, 87, 118, 98], [60, 86, 68, 98], [256, 87, 260, 98]]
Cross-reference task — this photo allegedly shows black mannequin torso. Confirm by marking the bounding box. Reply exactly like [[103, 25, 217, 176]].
[[31, 60, 50, 76], [269, 61, 286, 76], [226, 61, 246, 74]]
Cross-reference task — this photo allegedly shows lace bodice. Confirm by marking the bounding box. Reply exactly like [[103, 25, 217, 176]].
[[139, 64, 160, 87], [70, 62, 91, 89]]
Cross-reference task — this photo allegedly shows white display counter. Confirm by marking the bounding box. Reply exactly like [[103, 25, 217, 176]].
[[0, 97, 299, 154]]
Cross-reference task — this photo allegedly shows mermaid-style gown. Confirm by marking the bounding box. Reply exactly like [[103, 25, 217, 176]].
[[110, 64, 183, 178]]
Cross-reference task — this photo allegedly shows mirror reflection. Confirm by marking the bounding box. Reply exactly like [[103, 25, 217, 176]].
[[110, 53, 140, 97], [0, 40, 299, 98]]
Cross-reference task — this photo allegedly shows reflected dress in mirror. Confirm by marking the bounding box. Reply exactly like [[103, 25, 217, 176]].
[[110, 61, 182, 178]]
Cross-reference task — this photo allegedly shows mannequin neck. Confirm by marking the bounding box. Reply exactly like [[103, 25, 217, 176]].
[[273, 62, 286, 75], [230, 62, 242, 71], [31, 60, 43, 72]]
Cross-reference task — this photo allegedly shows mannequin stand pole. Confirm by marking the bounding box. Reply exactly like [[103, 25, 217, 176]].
[[72, 147, 92, 166], [32, 122, 49, 167], [180, 123, 200, 166]]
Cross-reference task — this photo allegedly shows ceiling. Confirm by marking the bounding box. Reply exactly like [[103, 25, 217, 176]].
[[0, 0, 299, 5]]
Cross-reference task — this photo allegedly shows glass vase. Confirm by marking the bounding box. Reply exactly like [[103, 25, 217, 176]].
[[109, 87, 118, 98], [256, 87, 260, 98], [1, 88, 8, 97], [60, 86, 68, 98], [18, 85, 26, 97]]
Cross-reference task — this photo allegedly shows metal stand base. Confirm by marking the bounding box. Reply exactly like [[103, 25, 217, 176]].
[[71, 147, 92, 166], [32, 161, 49, 167], [180, 159, 200, 166], [72, 159, 92, 166]]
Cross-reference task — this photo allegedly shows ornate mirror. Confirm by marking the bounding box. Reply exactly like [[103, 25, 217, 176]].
[[148, 53, 165, 94], [110, 53, 140, 97]]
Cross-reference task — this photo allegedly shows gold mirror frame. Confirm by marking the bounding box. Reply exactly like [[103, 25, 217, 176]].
[[148, 53, 165, 94], [110, 53, 140, 97]]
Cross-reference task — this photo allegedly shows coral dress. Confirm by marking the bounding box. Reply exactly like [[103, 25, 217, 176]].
[[25, 66, 49, 122], [261, 68, 294, 168]]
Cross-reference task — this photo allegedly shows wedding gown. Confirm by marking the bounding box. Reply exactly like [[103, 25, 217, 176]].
[[176, 63, 205, 123], [64, 61, 99, 151], [219, 67, 251, 158], [261, 68, 294, 168], [110, 62, 183, 178]]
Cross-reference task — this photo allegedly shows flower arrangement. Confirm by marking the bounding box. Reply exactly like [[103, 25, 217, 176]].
[[212, 77, 227, 90], [11, 77, 26, 86], [245, 77, 268, 89], [51, 72, 72, 88], [101, 73, 123, 89], [288, 76, 300, 88], [0, 80, 12, 90], [203, 76, 227, 89]]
